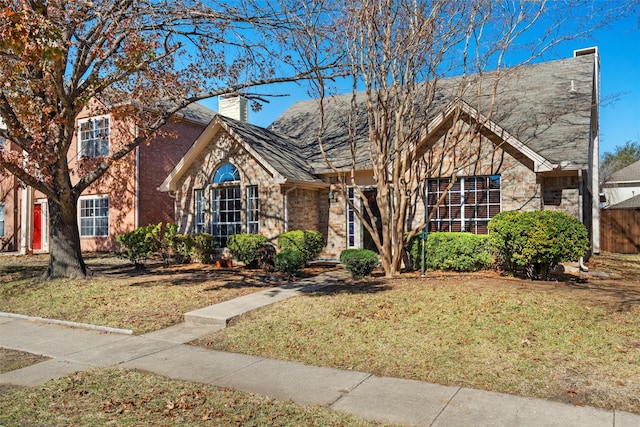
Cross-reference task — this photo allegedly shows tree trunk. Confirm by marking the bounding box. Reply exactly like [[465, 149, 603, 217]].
[[44, 200, 88, 279]]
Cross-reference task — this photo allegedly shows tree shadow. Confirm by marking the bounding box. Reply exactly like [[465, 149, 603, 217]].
[[304, 279, 391, 296]]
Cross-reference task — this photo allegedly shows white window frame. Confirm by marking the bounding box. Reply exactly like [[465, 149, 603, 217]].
[[246, 185, 259, 234], [78, 115, 110, 159], [426, 175, 501, 234], [194, 189, 205, 233], [210, 186, 242, 247], [0, 202, 5, 237], [79, 195, 109, 237]]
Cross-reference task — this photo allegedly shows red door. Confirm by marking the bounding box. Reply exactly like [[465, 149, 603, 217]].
[[33, 204, 42, 250]]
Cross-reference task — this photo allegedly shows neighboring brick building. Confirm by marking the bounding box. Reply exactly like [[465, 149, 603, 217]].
[[0, 103, 214, 253], [160, 49, 602, 258]]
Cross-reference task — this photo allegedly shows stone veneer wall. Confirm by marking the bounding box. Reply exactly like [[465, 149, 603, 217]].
[[174, 131, 285, 242]]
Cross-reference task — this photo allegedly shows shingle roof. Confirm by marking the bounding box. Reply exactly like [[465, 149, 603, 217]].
[[607, 193, 640, 209], [269, 53, 596, 173], [176, 103, 216, 125], [608, 160, 640, 183], [216, 115, 319, 183]]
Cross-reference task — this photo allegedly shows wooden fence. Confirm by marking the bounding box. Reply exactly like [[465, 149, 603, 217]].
[[600, 208, 640, 253]]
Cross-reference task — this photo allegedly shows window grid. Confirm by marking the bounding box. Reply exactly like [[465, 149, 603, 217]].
[[211, 186, 242, 247], [194, 189, 205, 233], [347, 187, 356, 248], [0, 203, 5, 237], [246, 185, 259, 234], [80, 197, 109, 237], [426, 175, 500, 234], [79, 117, 109, 158]]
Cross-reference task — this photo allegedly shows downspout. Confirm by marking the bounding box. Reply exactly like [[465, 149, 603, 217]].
[[283, 183, 298, 233], [134, 126, 140, 229]]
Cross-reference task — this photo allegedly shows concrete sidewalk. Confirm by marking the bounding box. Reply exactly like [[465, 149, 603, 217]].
[[1, 273, 639, 426]]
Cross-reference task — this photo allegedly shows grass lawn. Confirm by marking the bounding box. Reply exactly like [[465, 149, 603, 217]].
[[0, 368, 391, 426], [0, 253, 287, 334], [192, 254, 640, 414], [1, 251, 639, 417]]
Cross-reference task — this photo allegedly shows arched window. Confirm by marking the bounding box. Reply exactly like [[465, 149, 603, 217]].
[[213, 163, 240, 184], [211, 163, 242, 247]]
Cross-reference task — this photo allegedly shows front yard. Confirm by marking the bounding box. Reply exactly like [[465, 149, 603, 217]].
[[1, 252, 639, 415]]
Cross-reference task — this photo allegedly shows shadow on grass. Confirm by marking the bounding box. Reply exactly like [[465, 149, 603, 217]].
[[305, 279, 391, 296]]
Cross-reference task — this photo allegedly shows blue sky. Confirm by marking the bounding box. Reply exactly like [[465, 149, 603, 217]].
[[203, 6, 640, 158]]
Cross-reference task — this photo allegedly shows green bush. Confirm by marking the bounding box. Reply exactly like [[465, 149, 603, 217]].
[[277, 230, 325, 264], [488, 210, 589, 280], [339, 249, 380, 279], [191, 233, 217, 264], [227, 234, 269, 267], [172, 234, 195, 264], [116, 223, 161, 269], [274, 250, 306, 278], [407, 232, 492, 272]]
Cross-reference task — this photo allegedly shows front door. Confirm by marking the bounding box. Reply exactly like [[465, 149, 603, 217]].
[[33, 204, 42, 250], [362, 189, 382, 252]]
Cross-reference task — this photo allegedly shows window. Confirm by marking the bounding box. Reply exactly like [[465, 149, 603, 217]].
[[0, 203, 4, 237], [79, 196, 109, 237], [211, 186, 242, 247], [246, 185, 259, 234], [347, 187, 356, 248], [79, 116, 109, 158], [426, 175, 501, 234], [210, 163, 241, 247], [194, 189, 205, 233]]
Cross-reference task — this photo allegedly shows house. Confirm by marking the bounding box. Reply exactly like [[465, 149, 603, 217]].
[[0, 103, 214, 253], [160, 48, 601, 258], [602, 159, 640, 207]]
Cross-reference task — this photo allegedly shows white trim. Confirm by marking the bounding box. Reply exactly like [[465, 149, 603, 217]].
[[421, 100, 556, 173], [77, 114, 110, 159], [78, 194, 110, 237]]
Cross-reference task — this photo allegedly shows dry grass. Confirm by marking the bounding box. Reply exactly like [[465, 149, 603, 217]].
[[2, 251, 640, 415], [193, 253, 640, 414], [0, 368, 393, 426], [0, 253, 284, 334]]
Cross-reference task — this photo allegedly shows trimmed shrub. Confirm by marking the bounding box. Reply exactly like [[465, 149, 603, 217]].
[[407, 232, 492, 272], [274, 249, 306, 278], [277, 230, 325, 264], [227, 233, 269, 267], [340, 249, 380, 279], [116, 223, 161, 269], [488, 210, 589, 280], [191, 233, 217, 264]]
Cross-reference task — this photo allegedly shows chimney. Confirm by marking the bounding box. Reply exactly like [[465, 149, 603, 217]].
[[218, 95, 248, 123]]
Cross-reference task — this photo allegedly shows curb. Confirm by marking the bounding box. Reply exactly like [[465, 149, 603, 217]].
[[0, 312, 133, 335]]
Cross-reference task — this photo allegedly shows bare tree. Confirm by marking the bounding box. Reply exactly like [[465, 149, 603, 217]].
[[0, 0, 335, 279], [292, 0, 631, 277]]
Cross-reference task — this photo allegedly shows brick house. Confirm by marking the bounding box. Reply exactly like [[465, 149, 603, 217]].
[[0, 103, 214, 253], [160, 48, 601, 258]]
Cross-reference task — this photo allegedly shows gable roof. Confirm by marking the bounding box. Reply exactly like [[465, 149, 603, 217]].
[[159, 114, 320, 192], [607, 160, 640, 184], [269, 53, 597, 173]]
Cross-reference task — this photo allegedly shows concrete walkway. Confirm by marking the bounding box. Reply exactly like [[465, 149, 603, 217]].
[[1, 271, 639, 426]]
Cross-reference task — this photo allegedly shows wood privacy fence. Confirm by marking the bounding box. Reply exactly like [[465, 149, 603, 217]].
[[600, 209, 640, 253]]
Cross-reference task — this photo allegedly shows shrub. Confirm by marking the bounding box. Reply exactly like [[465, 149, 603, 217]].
[[191, 233, 217, 264], [488, 210, 589, 280], [340, 249, 380, 279], [172, 234, 195, 264], [116, 223, 161, 269], [407, 232, 492, 272], [274, 250, 306, 278], [227, 234, 268, 267], [277, 230, 325, 264]]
